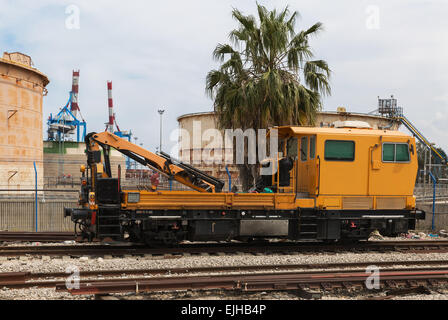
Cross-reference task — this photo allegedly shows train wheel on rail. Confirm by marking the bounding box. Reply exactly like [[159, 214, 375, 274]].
[[143, 231, 180, 248], [338, 238, 361, 244]]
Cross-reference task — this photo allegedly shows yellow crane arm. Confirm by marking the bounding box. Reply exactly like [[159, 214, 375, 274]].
[[87, 131, 222, 193]]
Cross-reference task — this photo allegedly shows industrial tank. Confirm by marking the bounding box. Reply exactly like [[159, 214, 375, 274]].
[[0, 52, 49, 193]]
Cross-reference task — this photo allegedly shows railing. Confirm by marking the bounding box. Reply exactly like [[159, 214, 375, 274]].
[[414, 183, 448, 203], [0, 197, 77, 232], [44, 176, 77, 188], [398, 116, 447, 164]]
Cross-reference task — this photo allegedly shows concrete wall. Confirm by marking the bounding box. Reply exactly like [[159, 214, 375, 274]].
[[416, 202, 448, 231]]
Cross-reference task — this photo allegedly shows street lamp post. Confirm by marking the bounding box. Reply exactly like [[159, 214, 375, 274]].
[[140, 143, 144, 180], [158, 109, 165, 152]]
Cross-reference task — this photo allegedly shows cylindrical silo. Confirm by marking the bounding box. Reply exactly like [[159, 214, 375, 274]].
[[0, 52, 49, 194]]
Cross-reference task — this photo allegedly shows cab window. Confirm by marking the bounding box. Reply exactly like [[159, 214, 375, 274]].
[[300, 137, 308, 161], [382, 143, 410, 162], [324, 140, 355, 161], [310, 136, 316, 159], [286, 137, 298, 158]]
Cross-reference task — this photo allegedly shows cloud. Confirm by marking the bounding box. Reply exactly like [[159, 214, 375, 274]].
[[1, 0, 447, 152]]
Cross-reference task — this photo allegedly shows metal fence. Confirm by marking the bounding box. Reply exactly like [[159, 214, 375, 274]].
[[0, 198, 77, 232], [414, 183, 448, 202], [1, 181, 446, 233], [0, 173, 192, 232]]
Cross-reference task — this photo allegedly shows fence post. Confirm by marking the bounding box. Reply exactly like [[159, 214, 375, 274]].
[[429, 171, 437, 231], [33, 161, 38, 232]]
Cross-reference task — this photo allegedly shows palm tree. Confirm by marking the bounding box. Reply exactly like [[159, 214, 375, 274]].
[[206, 4, 331, 191]]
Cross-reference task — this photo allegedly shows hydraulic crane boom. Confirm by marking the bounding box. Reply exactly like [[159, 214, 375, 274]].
[[85, 131, 224, 193]]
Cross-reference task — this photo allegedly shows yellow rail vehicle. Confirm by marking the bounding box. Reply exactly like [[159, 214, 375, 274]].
[[65, 125, 424, 244]]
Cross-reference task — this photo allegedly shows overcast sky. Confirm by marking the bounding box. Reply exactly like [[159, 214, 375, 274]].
[[1, 0, 447, 154]]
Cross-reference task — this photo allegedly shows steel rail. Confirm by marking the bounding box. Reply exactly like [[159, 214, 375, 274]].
[[0, 232, 76, 242], [55, 267, 448, 295], [2, 260, 448, 291], [2, 240, 448, 257]]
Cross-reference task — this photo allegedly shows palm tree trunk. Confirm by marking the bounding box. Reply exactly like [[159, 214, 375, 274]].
[[239, 164, 254, 192]]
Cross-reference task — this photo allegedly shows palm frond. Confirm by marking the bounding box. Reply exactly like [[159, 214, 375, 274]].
[[207, 4, 331, 131]]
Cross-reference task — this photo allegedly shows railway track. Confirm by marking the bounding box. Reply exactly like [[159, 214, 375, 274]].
[[1, 260, 448, 296], [60, 268, 448, 296], [0, 232, 75, 242], [1, 240, 448, 258]]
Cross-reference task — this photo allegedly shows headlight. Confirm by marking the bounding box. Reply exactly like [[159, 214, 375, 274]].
[[127, 192, 140, 203]]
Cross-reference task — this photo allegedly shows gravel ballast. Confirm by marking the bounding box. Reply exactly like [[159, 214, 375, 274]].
[[1, 251, 448, 300]]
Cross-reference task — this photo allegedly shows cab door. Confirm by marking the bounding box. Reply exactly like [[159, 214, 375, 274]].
[[297, 135, 317, 195], [369, 139, 417, 196], [298, 136, 308, 193], [308, 135, 317, 195]]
